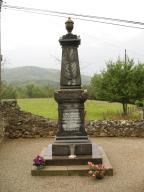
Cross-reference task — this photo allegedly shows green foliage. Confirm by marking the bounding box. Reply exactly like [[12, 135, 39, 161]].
[[90, 57, 144, 115], [88, 74, 102, 100], [101, 58, 135, 103], [1, 82, 54, 99], [133, 63, 144, 99], [25, 84, 46, 98], [1, 82, 17, 99], [135, 100, 144, 108]]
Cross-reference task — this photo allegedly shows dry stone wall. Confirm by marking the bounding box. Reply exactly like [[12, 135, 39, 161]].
[[0, 101, 58, 139], [86, 120, 144, 137], [0, 101, 144, 139]]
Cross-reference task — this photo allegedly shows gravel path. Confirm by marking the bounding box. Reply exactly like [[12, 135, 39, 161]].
[[0, 137, 144, 192]]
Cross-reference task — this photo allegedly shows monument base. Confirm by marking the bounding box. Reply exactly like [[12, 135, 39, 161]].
[[31, 146, 113, 176], [52, 136, 92, 156], [38, 144, 102, 165]]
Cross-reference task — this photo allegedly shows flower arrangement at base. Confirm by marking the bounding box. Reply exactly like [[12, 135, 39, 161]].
[[88, 161, 105, 179], [33, 155, 45, 170]]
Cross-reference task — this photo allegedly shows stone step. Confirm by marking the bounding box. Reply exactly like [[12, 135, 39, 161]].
[[31, 164, 113, 176], [31, 146, 113, 176], [44, 156, 102, 166], [41, 144, 102, 164]]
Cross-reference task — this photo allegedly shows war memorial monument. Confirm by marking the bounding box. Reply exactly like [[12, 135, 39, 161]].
[[31, 18, 113, 176]]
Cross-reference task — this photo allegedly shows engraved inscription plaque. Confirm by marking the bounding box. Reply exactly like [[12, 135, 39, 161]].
[[62, 109, 80, 131]]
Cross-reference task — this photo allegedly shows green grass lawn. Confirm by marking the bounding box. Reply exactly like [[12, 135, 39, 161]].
[[18, 98, 136, 120], [85, 100, 123, 120], [18, 98, 58, 120]]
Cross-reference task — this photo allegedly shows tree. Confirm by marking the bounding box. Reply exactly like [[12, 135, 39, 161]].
[[1, 82, 17, 99], [90, 57, 144, 115], [25, 83, 54, 98], [133, 63, 144, 99], [88, 74, 102, 100], [25, 83, 44, 98]]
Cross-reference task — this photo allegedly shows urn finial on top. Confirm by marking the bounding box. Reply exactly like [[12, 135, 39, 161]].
[[65, 17, 74, 34]]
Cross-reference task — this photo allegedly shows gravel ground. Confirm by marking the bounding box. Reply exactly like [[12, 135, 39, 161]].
[[0, 137, 144, 192]]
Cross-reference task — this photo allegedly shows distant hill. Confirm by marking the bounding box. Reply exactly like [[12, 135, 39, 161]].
[[2, 66, 91, 87]]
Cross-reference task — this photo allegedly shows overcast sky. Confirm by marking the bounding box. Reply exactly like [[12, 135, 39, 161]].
[[1, 0, 144, 76]]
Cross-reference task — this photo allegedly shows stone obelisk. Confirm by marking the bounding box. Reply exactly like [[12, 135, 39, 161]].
[[52, 18, 92, 156], [31, 19, 113, 177]]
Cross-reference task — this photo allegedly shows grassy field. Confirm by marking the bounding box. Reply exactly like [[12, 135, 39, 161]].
[[18, 98, 138, 120], [18, 98, 57, 120]]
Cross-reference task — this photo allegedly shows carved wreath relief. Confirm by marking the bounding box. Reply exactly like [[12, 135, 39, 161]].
[[61, 47, 81, 86]]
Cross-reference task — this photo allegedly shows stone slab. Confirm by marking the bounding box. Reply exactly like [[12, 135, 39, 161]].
[[31, 166, 68, 176], [52, 143, 92, 156], [40, 144, 102, 165], [31, 146, 113, 176]]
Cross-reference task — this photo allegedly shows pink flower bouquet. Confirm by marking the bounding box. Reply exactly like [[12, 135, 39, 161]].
[[88, 161, 105, 179]]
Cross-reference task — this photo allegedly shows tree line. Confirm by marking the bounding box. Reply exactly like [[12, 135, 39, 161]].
[[0, 83, 55, 99]]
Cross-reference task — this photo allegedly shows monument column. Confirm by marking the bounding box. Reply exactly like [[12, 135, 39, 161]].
[[31, 19, 111, 177], [52, 18, 92, 156]]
